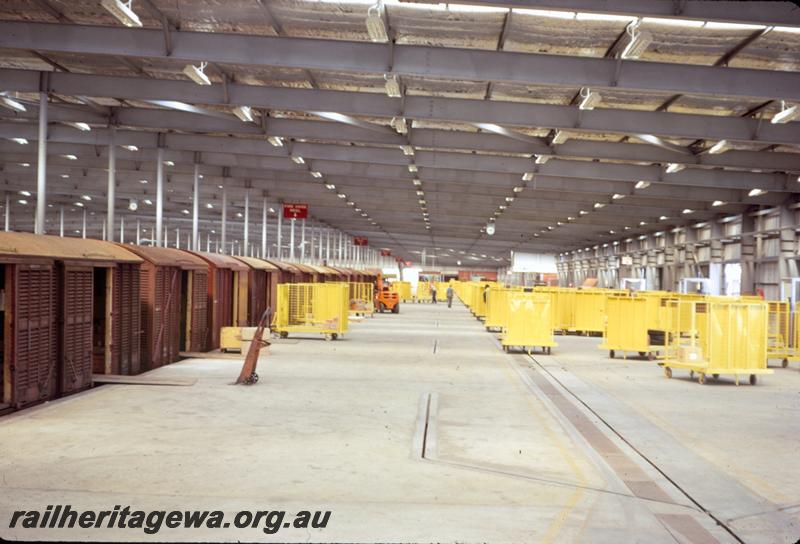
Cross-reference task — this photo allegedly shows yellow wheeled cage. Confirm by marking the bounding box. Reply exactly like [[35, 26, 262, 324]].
[[348, 282, 375, 316], [415, 281, 432, 303], [533, 286, 576, 332], [391, 280, 413, 302], [273, 282, 349, 340], [573, 288, 628, 334], [599, 292, 672, 360], [484, 286, 522, 332], [660, 298, 773, 385], [501, 292, 557, 355]]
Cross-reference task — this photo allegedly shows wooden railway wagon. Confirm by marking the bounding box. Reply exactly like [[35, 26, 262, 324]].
[[233, 256, 279, 326], [264, 260, 302, 310], [0, 233, 142, 413], [121, 244, 210, 369], [186, 251, 248, 350]]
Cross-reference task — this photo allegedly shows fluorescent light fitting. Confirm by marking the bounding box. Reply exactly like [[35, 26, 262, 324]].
[[401, 145, 415, 156], [139, 179, 148, 184], [665, 162, 685, 173], [551, 129, 568, 145], [128, 199, 138, 211], [366, 5, 389, 42], [10, 138, 28, 145], [708, 140, 730, 154], [412, 179, 422, 186], [522, 172, 534, 181], [712, 200, 725, 207], [659, 215, 668, 220], [310, 171, 322, 178], [682, 208, 693, 214], [67, 122, 91, 132], [534, 155, 550, 164], [639, 221, 647, 226], [233, 105, 254, 123], [183, 62, 211, 86], [164, 160, 175, 166], [505, 196, 514, 202], [384, 74, 402, 98], [620, 24, 653, 59], [0, 96, 26, 112], [121, 144, 138, 151], [19, 162, 30, 167], [408, 164, 418, 173], [101, 0, 143, 27], [17, 199, 27, 205], [80, 194, 91, 201], [61, 174, 69, 178], [748, 188, 766, 197], [513, 186, 524, 193], [771, 102, 799, 124], [144, 199, 153, 205], [578, 87, 601, 110], [579, 210, 589, 215], [206, 203, 214, 209], [635, 180, 650, 189], [337, 193, 346, 199], [74, 201, 84, 207], [391, 116, 408, 134], [19, 190, 31, 197], [612, 193, 625, 199], [593, 202, 605, 208], [63, 154, 78, 160], [267, 136, 284, 147], [291, 155, 305, 164]]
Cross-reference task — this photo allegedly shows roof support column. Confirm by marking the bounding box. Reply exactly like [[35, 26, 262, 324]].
[[120, 215, 125, 244], [136, 219, 140, 245], [192, 162, 200, 251], [261, 196, 267, 260], [59, 205, 64, 237], [221, 185, 227, 254], [740, 213, 756, 295], [300, 218, 306, 263], [338, 231, 343, 265], [277, 208, 282, 260], [779, 204, 798, 299], [155, 146, 164, 247], [289, 218, 296, 261], [175, 227, 180, 249], [326, 228, 331, 264], [82, 208, 86, 239], [107, 125, 116, 240], [35, 90, 47, 235], [243, 190, 250, 257], [4, 193, 9, 231]]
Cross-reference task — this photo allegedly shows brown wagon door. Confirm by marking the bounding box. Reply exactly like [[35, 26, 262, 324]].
[[152, 267, 180, 367], [190, 270, 209, 351], [10, 264, 58, 409], [112, 264, 141, 375], [249, 270, 267, 325], [60, 265, 94, 397]]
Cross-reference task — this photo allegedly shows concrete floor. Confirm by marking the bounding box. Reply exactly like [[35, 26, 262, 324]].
[[0, 300, 797, 543]]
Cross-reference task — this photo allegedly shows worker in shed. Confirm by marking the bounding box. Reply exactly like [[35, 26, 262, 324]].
[[430, 282, 438, 304], [446, 284, 454, 308]]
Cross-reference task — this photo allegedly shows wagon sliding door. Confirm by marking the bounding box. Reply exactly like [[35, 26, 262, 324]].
[[112, 263, 142, 374], [60, 265, 94, 397], [7, 264, 58, 409]]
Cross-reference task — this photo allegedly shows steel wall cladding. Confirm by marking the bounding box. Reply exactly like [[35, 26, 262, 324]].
[[10, 263, 58, 409]]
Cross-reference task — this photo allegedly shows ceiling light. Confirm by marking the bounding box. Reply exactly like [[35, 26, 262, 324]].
[[712, 200, 725, 207], [408, 164, 418, 173], [534, 155, 550, 165], [608, 230, 615, 234], [748, 188, 767, 197], [513, 186, 524, 193], [416, 190, 424, 196], [612, 193, 625, 199], [498, 205, 507, 211], [366, 4, 389, 42], [635, 180, 650, 189], [61, 174, 69, 178], [401, 145, 414, 156], [708, 140, 730, 154], [19, 190, 31, 196], [74, 201, 84, 207], [144, 199, 153, 205], [659, 215, 668, 220], [557, 221, 563, 226], [291, 155, 305, 164], [682, 208, 693, 214], [0, 96, 26, 112], [594, 202, 605, 208], [101, 0, 143, 27], [665, 162, 685, 173], [771, 102, 799, 124], [412, 179, 422, 186], [325, 184, 336, 190], [579, 210, 589, 215], [347, 201, 355, 207], [547, 226, 554, 230], [128, 199, 138, 211], [578, 87, 601, 110], [81, 194, 91, 201], [384, 73, 402, 98], [639, 221, 647, 226], [391, 116, 408, 134], [206, 203, 214, 209], [66, 122, 91, 132], [620, 23, 653, 59], [567, 216, 575, 221], [485, 223, 496, 236], [164, 160, 175, 166], [233, 105, 254, 123], [10, 138, 28, 145], [139, 179, 148, 184], [522, 172, 534, 181], [418, 199, 426, 205], [63, 154, 78, 160], [17, 199, 28, 205], [183, 62, 211, 86], [551, 130, 568, 145], [19, 162, 30, 167], [337, 193, 346, 199], [361, 213, 368, 217], [268, 136, 284, 147], [310, 171, 322, 178], [122, 144, 138, 151], [355, 207, 362, 212], [505, 196, 515, 203]]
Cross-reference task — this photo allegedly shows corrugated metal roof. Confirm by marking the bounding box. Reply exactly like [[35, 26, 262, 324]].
[[264, 259, 301, 273], [119, 244, 209, 270], [234, 255, 279, 271], [0, 233, 142, 263], [188, 250, 249, 271]]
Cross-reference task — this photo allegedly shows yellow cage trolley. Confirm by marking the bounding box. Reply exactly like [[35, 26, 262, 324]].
[[273, 282, 349, 341], [501, 292, 557, 355]]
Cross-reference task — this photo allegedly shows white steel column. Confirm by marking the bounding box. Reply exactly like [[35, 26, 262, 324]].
[[102, 219, 106, 241], [326, 228, 331, 263], [35, 92, 47, 235], [107, 125, 116, 240], [4, 193, 9, 231], [176, 227, 180, 249], [59, 206, 64, 237], [289, 218, 296, 261], [300, 218, 306, 262], [243, 191, 250, 257], [119, 215, 125, 243], [136, 219, 140, 245], [192, 163, 200, 251], [261, 197, 267, 260], [155, 147, 164, 246], [221, 186, 227, 254], [82, 209, 86, 239], [277, 211, 283, 260]]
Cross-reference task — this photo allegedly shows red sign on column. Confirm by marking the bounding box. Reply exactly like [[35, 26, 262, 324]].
[[380, 249, 392, 256], [283, 203, 308, 219], [354, 236, 368, 246]]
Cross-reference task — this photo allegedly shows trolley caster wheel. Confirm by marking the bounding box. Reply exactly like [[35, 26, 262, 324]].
[[638, 351, 646, 358], [698, 373, 707, 385], [250, 372, 259, 384], [648, 352, 656, 361], [712, 374, 719, 380], [609, 350, 615, 359], [749, 374, 757, 386], [546, 346, 551, 355], [502, 345, 509, 353], [279, 331, 288, 339], [324, 334, 333, 341], [331, 333, 338, 340], [782, 358, 788, 368], [664, 367, 672, 379], [690, 370, 694, 379]]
